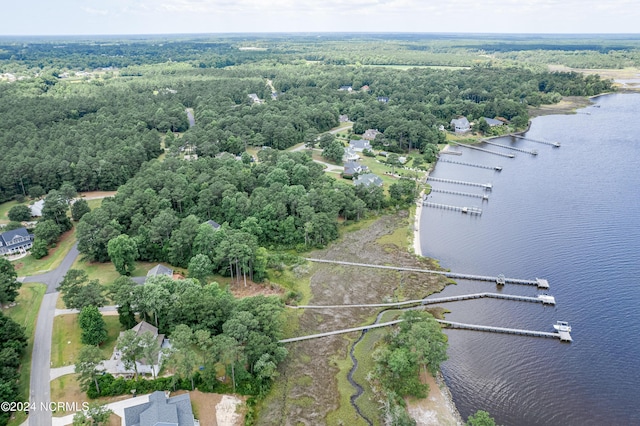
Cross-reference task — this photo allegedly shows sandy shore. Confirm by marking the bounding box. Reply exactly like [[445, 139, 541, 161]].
[[413, 189, 425, 256]]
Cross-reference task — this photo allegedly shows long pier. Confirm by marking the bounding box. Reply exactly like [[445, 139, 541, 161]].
[[511, 134, 561, 147], [427, 176, 492, 190], [438, 158, 502, 171], [430, 188, 489, 200], [436, 320, 571, 342], [279, 318, 571, 343], [289, 292, 555, 309], [482, 140, 538, 156], [305, 258, 550, 289], [423, 202, 483, 215], [453, 142, 515, 158]]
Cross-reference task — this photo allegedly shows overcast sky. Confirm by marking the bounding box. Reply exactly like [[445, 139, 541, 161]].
[[3, 0, 640, 36]]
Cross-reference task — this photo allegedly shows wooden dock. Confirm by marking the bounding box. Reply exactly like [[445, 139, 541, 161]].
[[279, 318, 571, 343], [453, 142, 516, 158], [436, 320, 572, 342], [430, 188, 489, 200], [482, 140, 538, 155], [289, 292, 555, 309], [438, 158, 502, 171], [423, 202, 483, 215], [427, 176, 492, 190], [511, 134, 561, 147], [304, 258, 550, 288]]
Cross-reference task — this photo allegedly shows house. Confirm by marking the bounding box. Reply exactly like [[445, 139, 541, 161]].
[[108, 321, 171, 378], [398, 156, 408, 165], [343, 161, 368, 178], [360, 85, 370, 92], [204, 220, 221, 230], [0, 227, 34, 256], [348, 140, 372, 152], [30, 199, 44, 217], [354, 173, 384, 187], [339, 114, 350, 123], [362, 129, 381, 141], [482, 117, 504, 127], [450, 117, 471, 133], [343, 147, 360, 162], [248, 93, 262, 104], [377, 96, 389, 103], [147, 264, 174, 278], [338, 85, 353, 92], [123, 391, 197, 426]]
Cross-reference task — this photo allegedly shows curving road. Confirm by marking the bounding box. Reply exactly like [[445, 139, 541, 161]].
[[21, 244, 79, 426]]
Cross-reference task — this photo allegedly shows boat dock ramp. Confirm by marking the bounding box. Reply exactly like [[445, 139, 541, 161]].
[[453, 142, 515, 158], [304, 258, 550, 289], [482, 140, 538, 155], [429, 188, 489, 200], [427, 176, 492, 190], [279, 318, 571, 344], [423, 202, 483, 215], [511, 134, 561, 147], [438, 158, 503, 171]]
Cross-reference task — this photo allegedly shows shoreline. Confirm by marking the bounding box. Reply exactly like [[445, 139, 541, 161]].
[[410, 157, 464, 425]]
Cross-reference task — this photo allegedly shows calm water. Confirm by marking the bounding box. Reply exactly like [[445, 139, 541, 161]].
[[419, 93, 640, 426]]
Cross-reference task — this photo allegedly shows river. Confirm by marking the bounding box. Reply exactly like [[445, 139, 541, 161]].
[[419, 93, 640, 426]]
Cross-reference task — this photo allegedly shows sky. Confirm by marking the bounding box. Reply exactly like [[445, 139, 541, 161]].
[[3, 0, 640, 36]]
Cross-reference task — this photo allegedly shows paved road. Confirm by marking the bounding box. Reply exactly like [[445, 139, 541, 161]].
[[21, 243, 80, 426]]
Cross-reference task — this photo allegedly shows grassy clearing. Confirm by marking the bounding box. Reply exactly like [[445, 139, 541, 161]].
[[51, 314, 122, 368], [4, 282, 46, 426], [50, 375, 125, 422], [12, 228, 77, 276], [70, 259, 159, 286], [0, 200, 21, 223], [85, 198, 104, 211]]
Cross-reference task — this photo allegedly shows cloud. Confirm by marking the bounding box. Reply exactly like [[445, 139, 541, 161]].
[[81, 7, 109, 16]]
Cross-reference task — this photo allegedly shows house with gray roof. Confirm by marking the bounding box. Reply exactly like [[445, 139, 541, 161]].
[[342, 161, 368, 178], [338, 85, 353, 92], [343, 147, 360, 162], [362, 129, 381, 141], [107, 321, 171, 378], [147, 264, 174, 278], [450, 117, 471, 133], [0, 227, 33, 256], [124, 391, 196, 426], [354, 173, 384, 187], [482, 117, 504, 127], [377, 96, 389, 103], [349, 140, 372, 152], [204, 220, 221, 230]]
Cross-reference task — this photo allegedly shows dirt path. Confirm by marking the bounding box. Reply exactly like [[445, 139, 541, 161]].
[[258, 212, 449, 425]]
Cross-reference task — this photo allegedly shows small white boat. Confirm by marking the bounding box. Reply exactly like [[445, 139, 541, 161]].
[[553, 321, 572, 332]]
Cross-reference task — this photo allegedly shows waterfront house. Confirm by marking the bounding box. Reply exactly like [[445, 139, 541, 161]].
[[482, 117, 504, 127], [450, 117, 471, 133]]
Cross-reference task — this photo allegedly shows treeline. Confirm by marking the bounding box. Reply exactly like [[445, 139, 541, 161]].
[[0, 78, 189, 202], [76, 151, 382, 272]]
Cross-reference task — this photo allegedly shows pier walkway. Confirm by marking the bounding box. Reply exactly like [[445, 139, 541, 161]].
[[512, 134, 561, 147], [427, 176, 492, 190], [453, 142, 515, 158], [289, 292, 555, 309], [279, 318, 571, 343], [438, 158, 502, 171], [430, 188, 489, 200], [436, 320, 572, 342], [423, 202, 483, 215], [305, 258, 550, 288], [483, 140, 538, 155]]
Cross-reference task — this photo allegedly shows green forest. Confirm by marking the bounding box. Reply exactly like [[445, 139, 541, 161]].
[[0, 33, 630, 425]]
